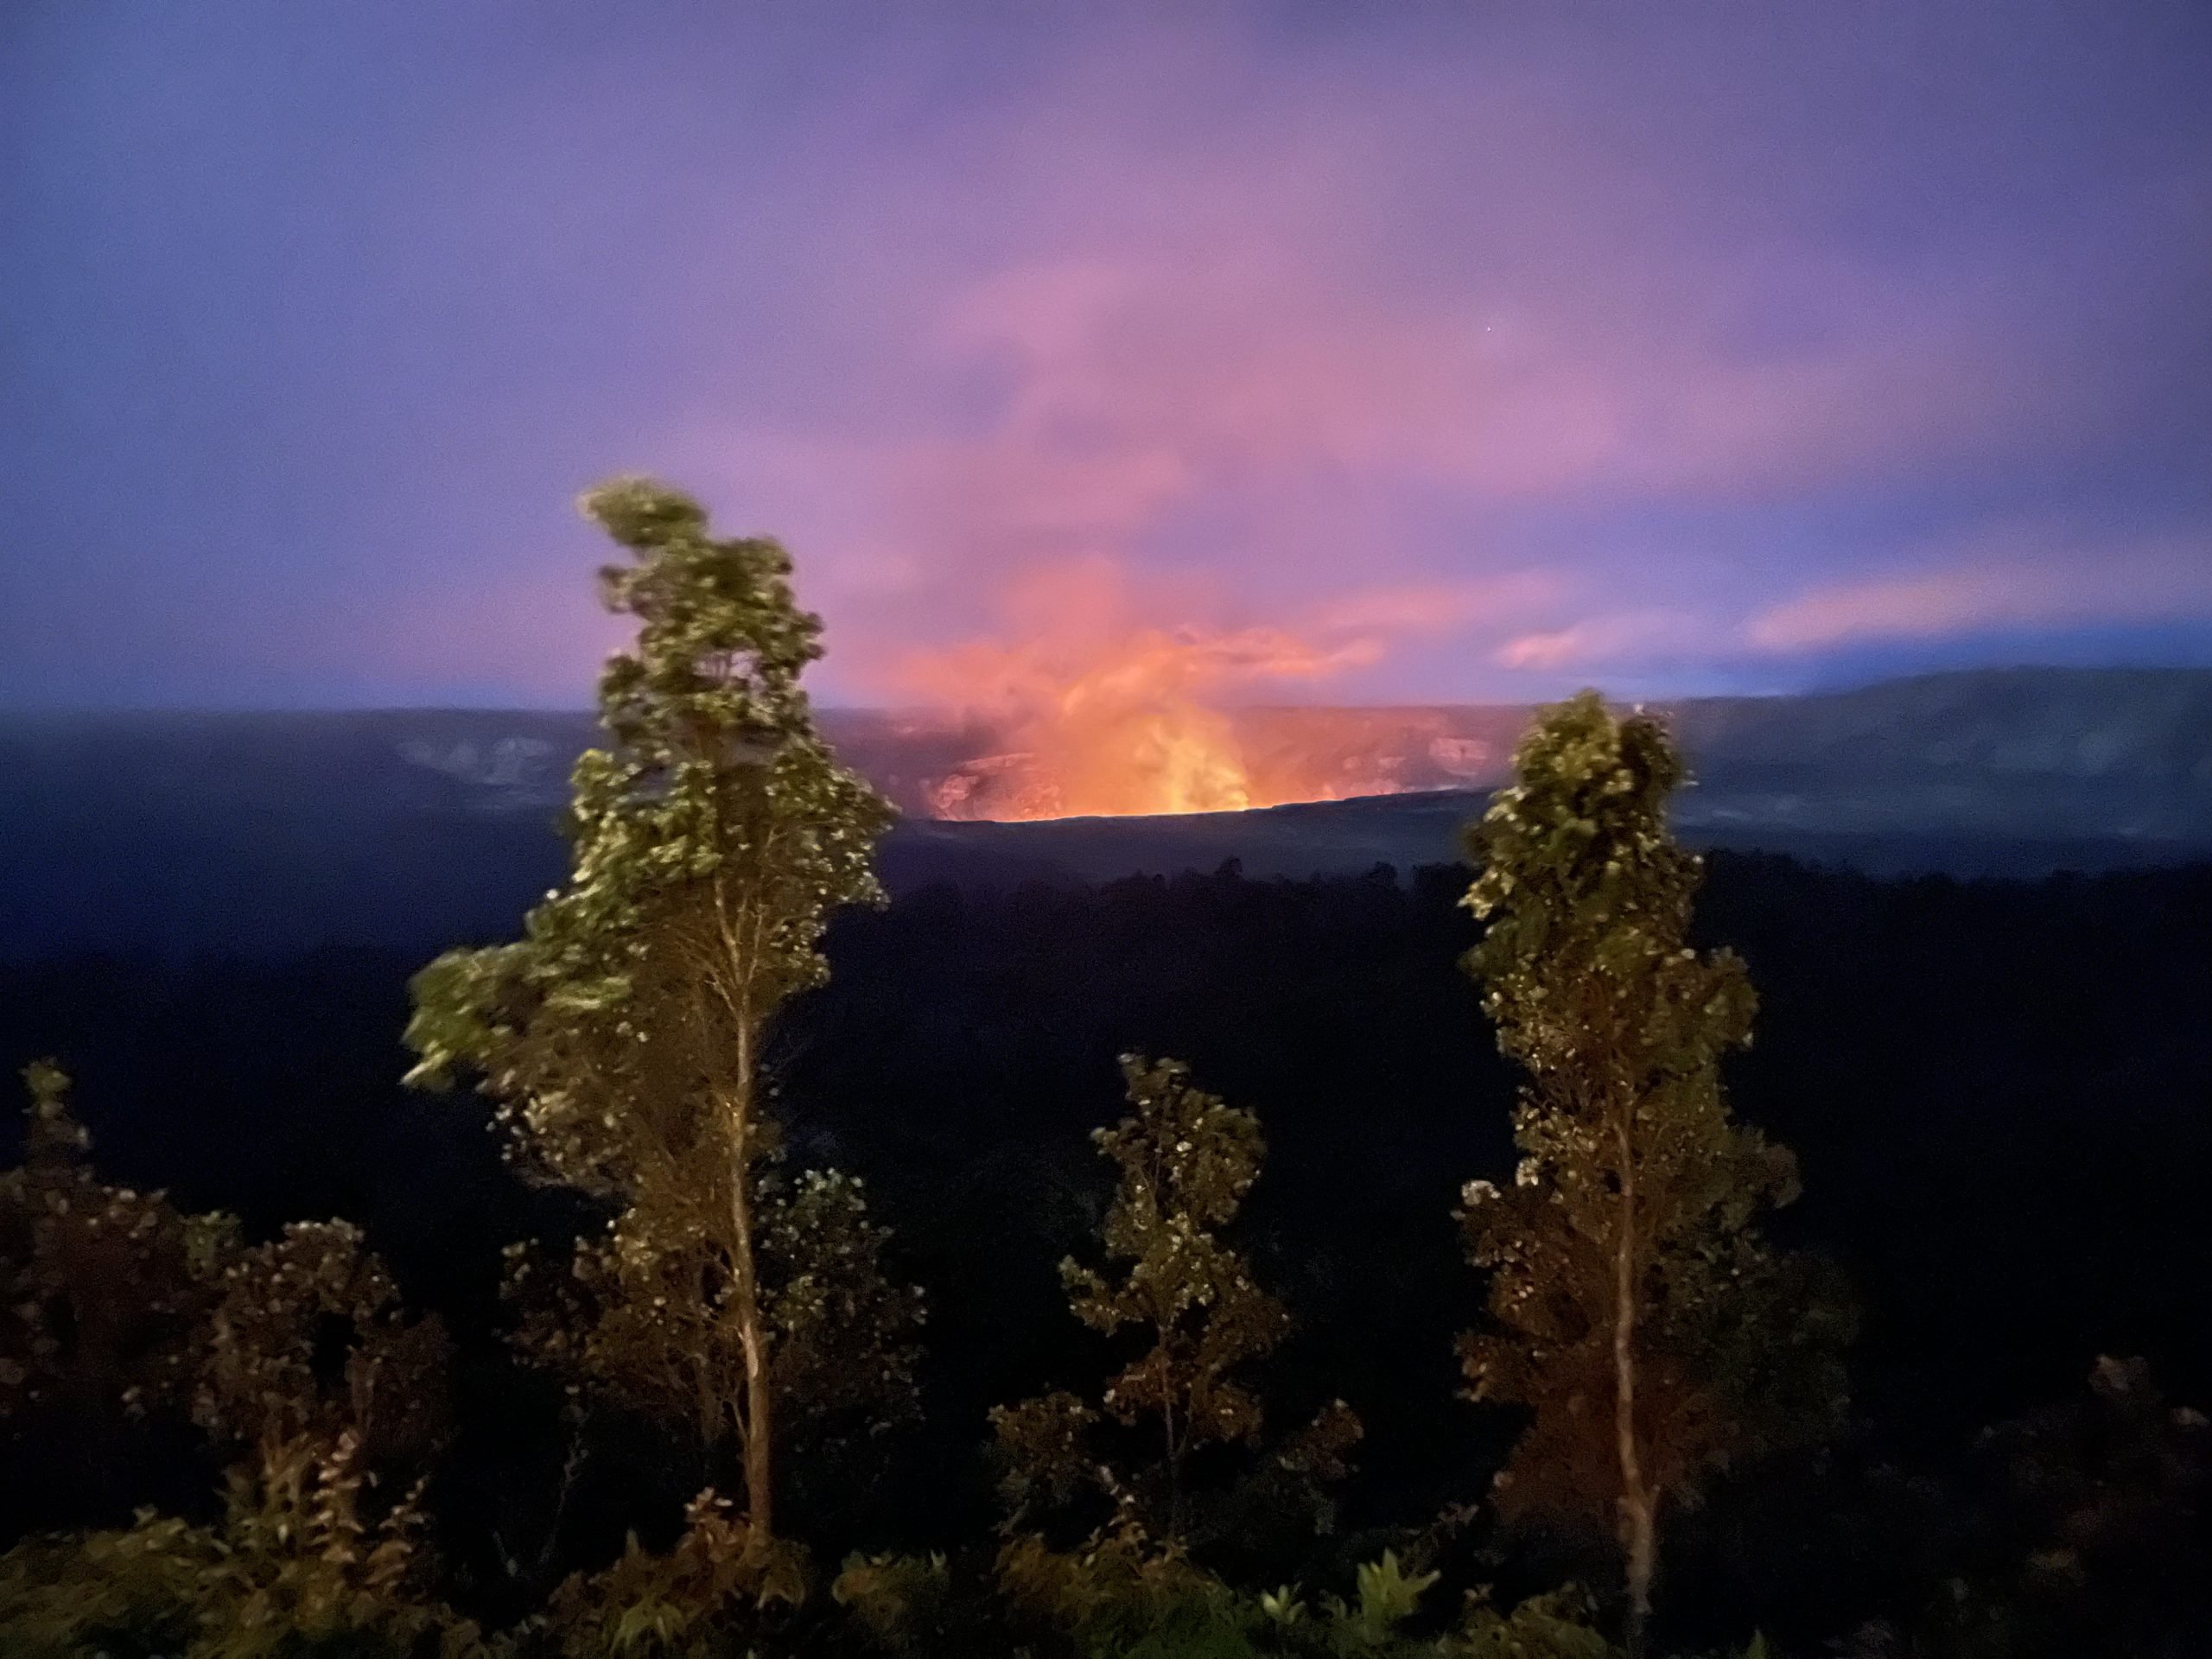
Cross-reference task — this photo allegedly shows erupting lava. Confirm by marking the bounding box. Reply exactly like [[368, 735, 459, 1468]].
[[893, 569, 1386, 820]]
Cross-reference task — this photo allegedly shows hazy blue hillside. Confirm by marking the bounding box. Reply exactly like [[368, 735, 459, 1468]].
[[1671, 667, 2212, 779], [2, 668, 2207, 958]]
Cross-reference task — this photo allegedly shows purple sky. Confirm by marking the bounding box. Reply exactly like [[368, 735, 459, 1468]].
[[4, 2, 2209, 709]]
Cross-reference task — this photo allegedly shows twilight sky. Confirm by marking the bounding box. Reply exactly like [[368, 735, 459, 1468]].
[[4, 2, 2209, 709]]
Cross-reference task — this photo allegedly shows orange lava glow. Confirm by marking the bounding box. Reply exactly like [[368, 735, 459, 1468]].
[[893, 569, 1388, 819]]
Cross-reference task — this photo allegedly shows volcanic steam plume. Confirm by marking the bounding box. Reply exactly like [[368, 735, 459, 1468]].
[[890, 563, 1385, 820]]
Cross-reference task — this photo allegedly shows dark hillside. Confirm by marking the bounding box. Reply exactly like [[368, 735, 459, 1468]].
[[5, 856, 2208, 1566], [4, 667, 2208, 959]]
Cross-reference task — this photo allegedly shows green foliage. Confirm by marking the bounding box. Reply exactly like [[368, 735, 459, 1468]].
[[1, 1065, 472, 1657], [504, 1162, 922, 1447], [543, 1488, 807, 1658], [994, 1387, 1106, 1520], [0, 1510, 202, 1659], [405, 479, 908, 1541], [1458, 693, 1850, 1642], [998, 1529, 1612, 1659], [996, 1522, 1254, 1659], [2, 1066, 448, 1467], [830, 1549, 951, 1650], [1205, 1397, 1366, 1554], [758, 1165, 926, 1442], [197, 1219, 453, 1473], [400, 475, 893, 1141], [1322, 1551, 1440, 1649], [1869, 1357, 2212, 1659], [0, 1431, 484, 1659], [0, 1060, 238, 1429], [995, 1056, 1359, 1548], [1061, 1056, 1286, 1452], [1451, 1586, 1616, 1659]]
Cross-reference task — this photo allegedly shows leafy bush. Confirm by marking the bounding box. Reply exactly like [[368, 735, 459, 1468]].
[[830, 1549, 952, 1650], [0, 1430, 483, 1659], [995, 1526, 1616, 1659], [540, 1488, 808, 1658], [0, 1059, 236, 1430]]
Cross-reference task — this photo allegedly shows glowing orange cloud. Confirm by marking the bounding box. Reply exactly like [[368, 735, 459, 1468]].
[[888, 561, 1387, 818]]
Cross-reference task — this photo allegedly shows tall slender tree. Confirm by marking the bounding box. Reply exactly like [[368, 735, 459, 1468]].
[[1457, 692, 1848, 1656], [404, 478, 911, 1555]]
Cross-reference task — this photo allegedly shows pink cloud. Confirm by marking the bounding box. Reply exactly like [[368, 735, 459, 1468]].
[[867, 556, 1541, 709], [1494, 610, 1719, 671], [912, 207, 2130, 524], [643, 17, 2212, 702], [1306, 572, 1563, 638], [1748, 524, 2212, 650], [22, 4, 2209, 708]]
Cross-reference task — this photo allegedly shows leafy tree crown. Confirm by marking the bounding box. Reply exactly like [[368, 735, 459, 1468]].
[[1456, 693, 1848, 1540]]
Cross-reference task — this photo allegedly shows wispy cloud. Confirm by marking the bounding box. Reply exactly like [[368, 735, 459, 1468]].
[[1494, 611, 1721, 672], [1307, 573, 1563, 639], [688, 58, 2209, 703], [10, 3, 2209, 703], [1748, 523, 2212, 651]]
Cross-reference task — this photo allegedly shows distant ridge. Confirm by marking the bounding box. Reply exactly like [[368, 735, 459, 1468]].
[[8, 664, 2209, 810], [1668, 666, 2212, 781], [1, 667, 2207, 957]]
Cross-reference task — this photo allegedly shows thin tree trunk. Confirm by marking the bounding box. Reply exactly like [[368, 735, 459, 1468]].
[[696, 1345, 724, 1448], [1614, 1113, 1655, 1659], [1163, 1391, 1183, 1543], [726, 1037, 774, 1555], [734, 1225, 774, 1553], [1621, 1486, 1657, 1659]]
